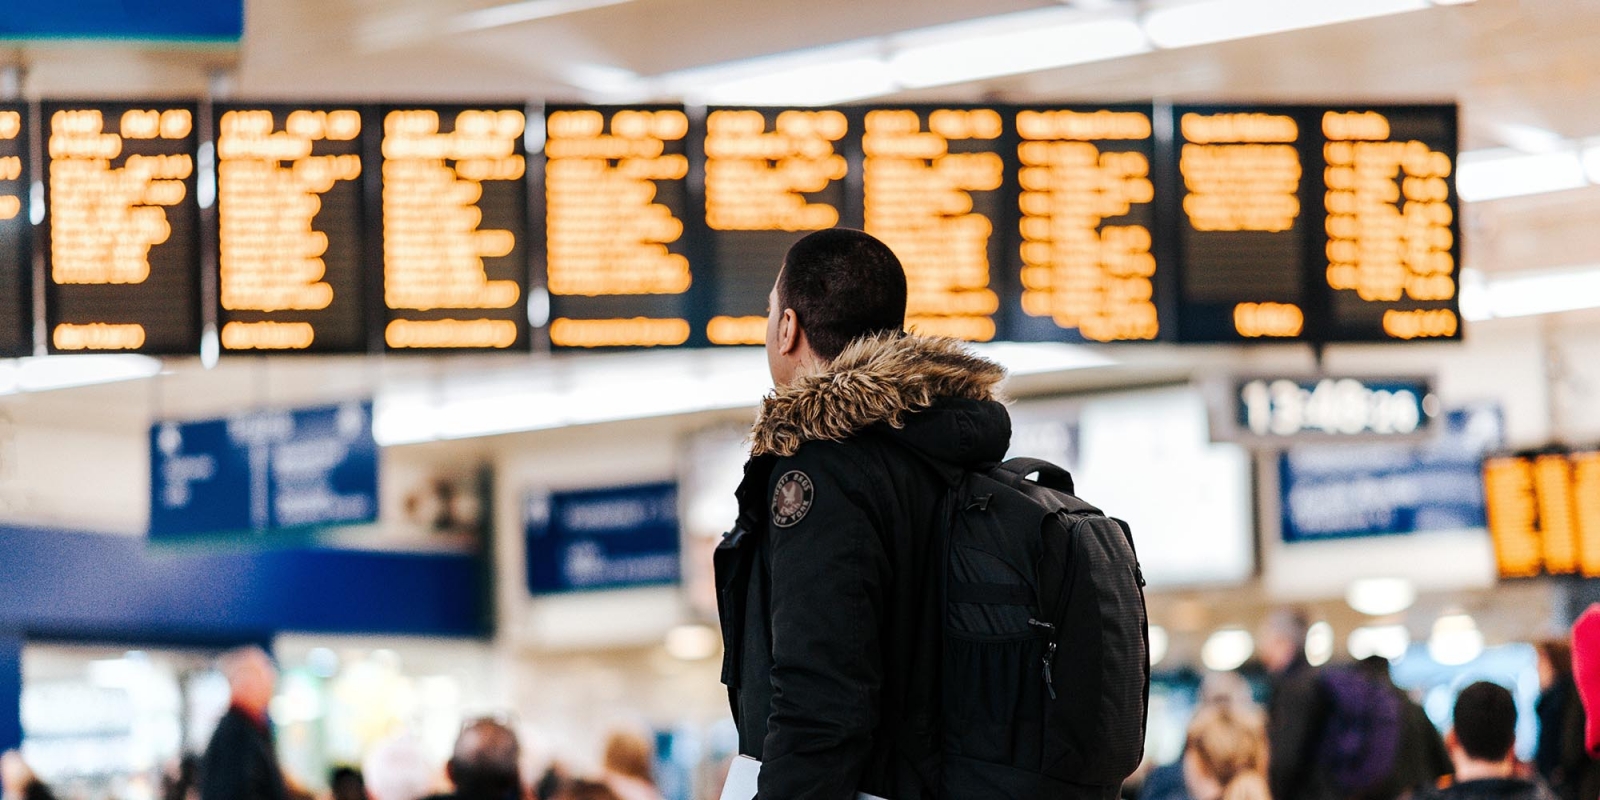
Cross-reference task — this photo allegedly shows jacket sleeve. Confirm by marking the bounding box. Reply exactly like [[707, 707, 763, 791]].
[[757, 445, 891, 800]]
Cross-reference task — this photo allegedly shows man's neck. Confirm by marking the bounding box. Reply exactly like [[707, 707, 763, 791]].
[[1453, 757, 1516, 783]]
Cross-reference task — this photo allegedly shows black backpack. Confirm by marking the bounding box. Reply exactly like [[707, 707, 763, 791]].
[[940, 458, 1150, 800]]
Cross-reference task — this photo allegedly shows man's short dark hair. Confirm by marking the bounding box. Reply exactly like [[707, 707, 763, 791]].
[[1453, 681, 1518, 762], [450, 719, 520, 799], [778, 228, 906, 361]]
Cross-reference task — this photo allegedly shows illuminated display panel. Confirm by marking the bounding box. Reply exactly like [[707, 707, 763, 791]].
[[703, 107, 850, 346], [1010, 105, 1166, 343], [381, 104, 529, 351], [1484, 450, 1600, 579], [44, 101, 200, 354], [859, 106, 1010, 342], [0, 104, 30, 356], [1171, 105, 1314, 343], [213, 103, 367, 354], [1314, 106, 1460, 342], [541, 104, 694, 349]]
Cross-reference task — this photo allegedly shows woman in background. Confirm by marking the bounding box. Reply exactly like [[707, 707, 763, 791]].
[[1183, 704, 1272, 800]]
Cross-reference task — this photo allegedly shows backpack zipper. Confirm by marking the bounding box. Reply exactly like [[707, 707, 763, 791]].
[[1028, 618, 1058, 700]]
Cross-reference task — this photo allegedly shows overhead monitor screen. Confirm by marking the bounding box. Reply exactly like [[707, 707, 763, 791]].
[[860, 106, 1008, 342], [0, 104, 30, 356], [541, 105, 694, 349], [702, 107, 849, 346], [381, 105, 530, 351], [1484, 450, 1600, 578], [1010, 105, 1164, 343], [214, 104, 367, 353], [44, 101, 200, 354], [1315, 106, 1460, 342]]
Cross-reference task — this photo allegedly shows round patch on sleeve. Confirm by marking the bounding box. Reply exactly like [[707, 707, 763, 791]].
[[771, 470, 815, 528]]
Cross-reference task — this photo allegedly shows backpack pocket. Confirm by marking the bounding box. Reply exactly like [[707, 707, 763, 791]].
[[942, 632, 1048, 770]]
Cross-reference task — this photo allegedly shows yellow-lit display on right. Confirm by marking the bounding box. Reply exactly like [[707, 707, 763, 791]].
[[1485, 450, 1600, 578]]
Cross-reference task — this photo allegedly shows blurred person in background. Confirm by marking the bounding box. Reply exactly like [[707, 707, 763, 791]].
[[163, 756, 201, 800], [1143, 672, 1262, 800], [1356, 654, 1453, 798], [1182, 703, 1271, 800], [330, 768, 366, 800], [600, 727, 662, 800], [1534, 639, 1600, 800], [424, 719, 521, 800], [550, 781, 618, 800], [0, 750, 57, 800], [201, 646, 289, 800], [1257, 608, 1330, 800], [364, 732, 441, 800], [1420, 681, 1555, 800]]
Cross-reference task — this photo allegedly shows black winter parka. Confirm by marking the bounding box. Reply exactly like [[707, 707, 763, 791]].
[[716, 334, 1012, 800]]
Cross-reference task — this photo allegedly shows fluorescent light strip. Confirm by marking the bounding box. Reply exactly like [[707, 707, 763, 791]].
[[625, 0, 1474, 105], [1456, 148, 1588, 202], [1141, 0, 1429, 49], [1460, 266, 1600, 321], [373, 343, 1114, 446], [450, 0, 637, 33], [0, 355, 164, 396]]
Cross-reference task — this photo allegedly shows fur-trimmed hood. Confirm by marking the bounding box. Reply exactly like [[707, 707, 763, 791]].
[[750, 333, 1010, 459]]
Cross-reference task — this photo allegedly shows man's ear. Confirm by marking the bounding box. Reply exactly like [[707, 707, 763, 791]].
[[1444, 729, 1459, 753], [777, 308, 801, 356]]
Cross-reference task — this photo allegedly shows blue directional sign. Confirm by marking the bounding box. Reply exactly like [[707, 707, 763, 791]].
[[1280, 404, 1503, 542], [150, 401, 378, 541], [0, 1, 244, 42], [525, 483, 681, 595]]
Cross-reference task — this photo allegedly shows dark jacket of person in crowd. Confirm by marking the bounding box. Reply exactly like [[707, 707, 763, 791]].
[[720, 333, 1011, 800], [199, 706, 291, 800], [1267, 651, 1330, 800], [1534, 639, 1600, 800], [1423, 779, 1559, 800]]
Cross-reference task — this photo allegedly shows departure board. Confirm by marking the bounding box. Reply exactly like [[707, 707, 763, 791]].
[[702, 107, 849, 346], [1172, 106, 1313, 343], [382, 105, 529, 351], [541, 105, 694, 349], [860, 107, 1009, 342], [44, 101, 200, 354], [1011, 106, 1164, 343], [1314, 107, 1461, 342], [1484, 450, 1600, 579], [213, 104, 367, 353], [0, 104, 29, 357]]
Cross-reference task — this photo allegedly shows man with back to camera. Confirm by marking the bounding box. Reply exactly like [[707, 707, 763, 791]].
[[199, 647, 289, 800], [1421, 681, 1557, 800], [423, 718, 522, 800], [716, 227, 1012, 800]]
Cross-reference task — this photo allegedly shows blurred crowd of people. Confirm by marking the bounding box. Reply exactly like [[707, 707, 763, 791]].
[[1136, 608, 1600, 800], [9, 608, 1600, 800]]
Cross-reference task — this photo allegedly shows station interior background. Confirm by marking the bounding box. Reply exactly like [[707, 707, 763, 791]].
[[4, 0, 1600, 797]]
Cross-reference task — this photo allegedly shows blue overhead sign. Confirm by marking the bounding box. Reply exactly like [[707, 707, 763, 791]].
[[0, 1, 244, 42], [150, 401, 378, 540], [1280, 404, 1503, 542], [525, 483, 681, 595]]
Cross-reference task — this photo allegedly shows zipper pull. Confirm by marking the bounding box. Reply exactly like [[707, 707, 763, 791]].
[[1029, 619, 1059, 701]]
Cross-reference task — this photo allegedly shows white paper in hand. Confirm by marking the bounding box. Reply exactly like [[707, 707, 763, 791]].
[[719, 755, 888, 800]]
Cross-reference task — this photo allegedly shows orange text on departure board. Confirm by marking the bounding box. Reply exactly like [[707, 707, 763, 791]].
[[49, 108, 193, 286], [705, 109, 845, 232], [864, 108, 1002, 342], [1017, 109, 1158, 342], [546, 108, 691, 348], [0, 111, 21, 221], [217, 108, 361, 350], [383, 108, 525, 349], [1485, 451, 1600, 578], [1321, 111, 1459, 340], [1180, 112, 1301, 233]]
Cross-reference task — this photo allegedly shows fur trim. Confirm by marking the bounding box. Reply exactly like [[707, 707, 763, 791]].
[[750, 333, 1006, 457]]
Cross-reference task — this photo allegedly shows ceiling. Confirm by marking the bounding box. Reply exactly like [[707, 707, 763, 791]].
[[1, 0, 1596, 434]]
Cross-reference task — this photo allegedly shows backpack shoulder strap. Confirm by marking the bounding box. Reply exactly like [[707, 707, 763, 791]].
[[994, 457, 1074, 495]]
